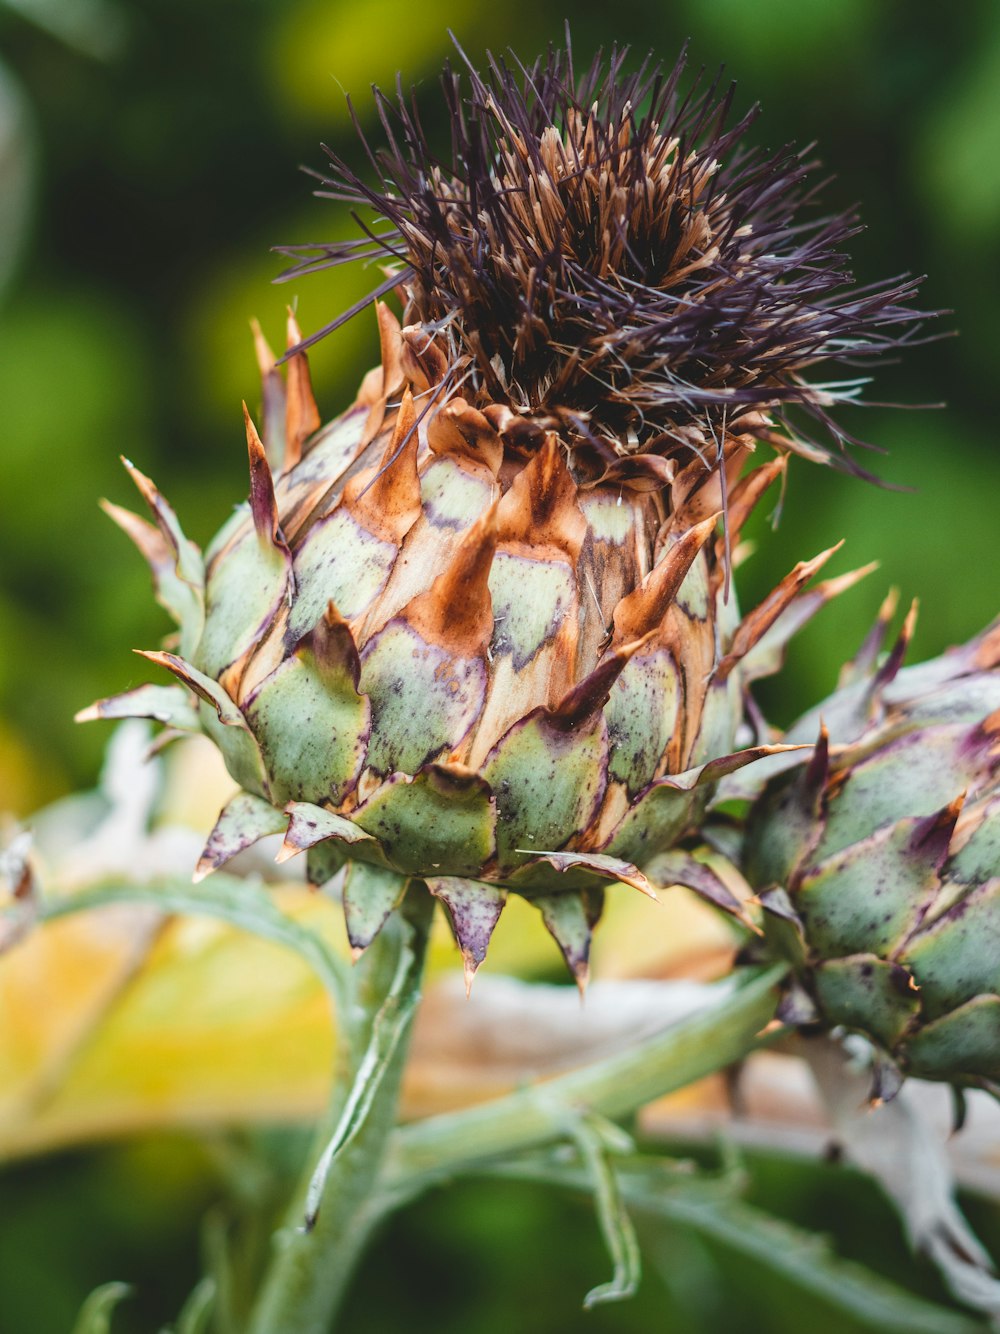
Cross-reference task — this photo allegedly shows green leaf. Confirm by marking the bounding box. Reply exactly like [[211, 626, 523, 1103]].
[[36, 873, 351, 1010], [571, 1116, 641, 1310], [342, 860, 408, 954], [244, 634, 369, 806], [196, 791, 288, 881], [482, 708, 606, 875], [353, 766, 495, 877], [201, 1210, 239, 1334], [196, 525, 289, 681], [71, 1282, 132, 1334]]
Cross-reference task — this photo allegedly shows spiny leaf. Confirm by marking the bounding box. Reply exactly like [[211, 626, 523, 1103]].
[[341, 860, 408, 955], [195, 792, 288, 881]]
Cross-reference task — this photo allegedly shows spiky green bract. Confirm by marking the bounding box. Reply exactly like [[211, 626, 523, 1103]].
[[80, 304, 845, 985], [744, 610, 1000, 1096], [81, 37, 908, 984]]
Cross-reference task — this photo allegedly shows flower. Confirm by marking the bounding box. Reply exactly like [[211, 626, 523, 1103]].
[[80, 36, 929, 983]]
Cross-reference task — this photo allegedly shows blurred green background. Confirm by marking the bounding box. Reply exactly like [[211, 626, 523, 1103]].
[[2, 0, 1000, 1329]]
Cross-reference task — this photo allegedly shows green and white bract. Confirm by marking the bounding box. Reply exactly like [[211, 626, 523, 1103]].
[[80, 37, 929, 986], [745, 612, 1000, 1097], [80, 308, 828, 986]]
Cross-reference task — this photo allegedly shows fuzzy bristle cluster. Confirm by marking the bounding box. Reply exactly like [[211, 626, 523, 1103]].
[[279, 36, 931, 474]]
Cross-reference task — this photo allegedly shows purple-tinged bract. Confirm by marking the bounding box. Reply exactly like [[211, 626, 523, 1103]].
[[745, 611, 1000, 1098]]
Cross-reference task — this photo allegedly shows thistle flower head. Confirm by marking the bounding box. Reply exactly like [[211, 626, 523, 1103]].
[[280, 35, 931, 478], [82, 37, 906, 985]]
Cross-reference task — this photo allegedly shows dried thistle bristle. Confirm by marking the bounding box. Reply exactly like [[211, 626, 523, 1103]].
[[279, 35, 934, 476]]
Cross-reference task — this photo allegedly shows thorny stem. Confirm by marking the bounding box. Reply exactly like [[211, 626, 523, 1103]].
[[383, 964, 786, 1197], [246, 960, 784, 1329], [243, 954, 784, 1331], [246, 889, 434, 1334]]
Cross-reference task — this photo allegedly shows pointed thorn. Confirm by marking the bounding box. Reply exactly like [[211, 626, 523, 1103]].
[[375, 299, 404, 395], [301, 600, 363, 689], [872, 597, 918, 693], [841, 587, 900, 685], [536, 892, 594, 985], [805, 721, 830, 794], [120, 456, 163, 515], [633, 880, 660, 903], [718, 541, 845, 681], [401, 321, 449, 389], [285, 308, 305, 353], [345, 386, 422, 540], [284, 308, 320, 470], [535, 850, 660, 899], [427, 877, 506, 981], [612, 513, 719, 645], [550, 633, 655, 729], [251, 317, 277, 376], [802, 560, 880, 616], [878, 586, 901, 623], [244, 402, 280, 543], [574, 963, 590, 1001], [911, 792, 965, 867]]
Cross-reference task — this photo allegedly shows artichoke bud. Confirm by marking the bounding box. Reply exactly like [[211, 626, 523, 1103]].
[[745, 612, 1000, 1095], [81, 40, 931, 983]]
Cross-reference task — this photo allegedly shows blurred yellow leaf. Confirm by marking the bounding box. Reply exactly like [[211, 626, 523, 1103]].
[[0, 722, 734, 1160], [0, 873, 731, 1160]]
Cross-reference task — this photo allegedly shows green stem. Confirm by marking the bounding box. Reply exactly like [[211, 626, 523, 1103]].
[[386, 964, 786, 1188], [246, 891, 434, 1334]]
